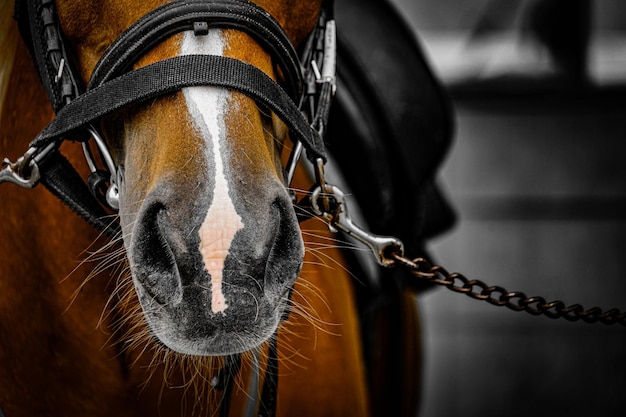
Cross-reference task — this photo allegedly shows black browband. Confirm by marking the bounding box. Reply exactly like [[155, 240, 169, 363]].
[[87, 0, 304, 98], [11, 0, 334, 236]]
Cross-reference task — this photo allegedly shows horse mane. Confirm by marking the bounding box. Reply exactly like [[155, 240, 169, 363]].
[[0, 0, 19, 118]]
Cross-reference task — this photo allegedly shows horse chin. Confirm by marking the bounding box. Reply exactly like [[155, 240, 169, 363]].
[[121, 183, 304, 356]]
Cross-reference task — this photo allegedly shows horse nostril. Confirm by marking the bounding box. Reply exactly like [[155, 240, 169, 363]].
[[130, 202, 183, 305], [264, 196, 304, 297]]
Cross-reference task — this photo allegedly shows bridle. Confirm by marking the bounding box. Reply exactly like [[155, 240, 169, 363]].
[[5, 0, 405, 264], [3, 0, 338, 237]]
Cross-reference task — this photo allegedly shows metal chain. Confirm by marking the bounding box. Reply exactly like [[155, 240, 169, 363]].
[[305, 162, 626, 328], [390, 252, 626, 327]]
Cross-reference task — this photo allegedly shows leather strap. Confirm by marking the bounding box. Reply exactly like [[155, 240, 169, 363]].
[[213, 354, 242, 417], [14, 0, 82, 111], [88, 0, 303, 101], [258, 335, 279, 417], [38, 151, 115, 235], [31, 54, 326, 162]]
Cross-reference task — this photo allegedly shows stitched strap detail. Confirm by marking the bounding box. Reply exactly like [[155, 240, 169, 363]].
[[31, 55, 326, 162], [15, 0, 83, 111]]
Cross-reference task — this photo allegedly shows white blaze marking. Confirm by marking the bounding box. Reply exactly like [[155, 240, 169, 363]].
[[181, 31, 244, 314]]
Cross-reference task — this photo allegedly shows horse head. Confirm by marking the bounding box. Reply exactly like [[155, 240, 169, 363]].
[[56, 0, 323, 356]]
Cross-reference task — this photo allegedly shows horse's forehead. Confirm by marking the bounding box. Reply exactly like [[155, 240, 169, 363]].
[[56, 0, 322, 39]]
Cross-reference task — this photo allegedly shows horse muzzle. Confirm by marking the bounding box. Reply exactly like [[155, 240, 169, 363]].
[[123, 179, 304, 356]]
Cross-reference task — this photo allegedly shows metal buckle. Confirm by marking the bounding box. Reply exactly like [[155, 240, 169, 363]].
[[308, 158, 404, 267], [0, 142, 56, 189], [309, 183, 404, 268]]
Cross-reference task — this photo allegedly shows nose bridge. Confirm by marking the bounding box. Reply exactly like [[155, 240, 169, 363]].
[[221, 29, 287, 182], [180, 29, 284, 315]]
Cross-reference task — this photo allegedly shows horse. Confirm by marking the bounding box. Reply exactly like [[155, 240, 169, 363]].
[[0, 0, 434, 416]]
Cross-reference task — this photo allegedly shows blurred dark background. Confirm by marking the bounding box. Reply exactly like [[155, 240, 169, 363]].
[[388, 1, 626, 416]]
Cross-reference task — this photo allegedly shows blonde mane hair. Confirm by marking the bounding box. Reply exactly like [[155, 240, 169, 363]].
[[0, 0, 19, 118]]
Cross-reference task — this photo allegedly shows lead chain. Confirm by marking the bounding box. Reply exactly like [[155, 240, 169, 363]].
[[389, 252, 626, 327]]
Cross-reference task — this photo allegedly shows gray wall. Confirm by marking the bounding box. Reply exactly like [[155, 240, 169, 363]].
[[388, 1, 626, 416], [420, 98, 626, 417]]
